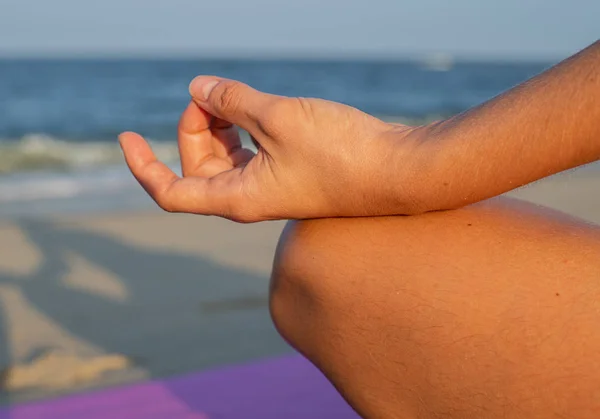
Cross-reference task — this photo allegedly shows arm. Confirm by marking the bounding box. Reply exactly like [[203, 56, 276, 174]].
[[119, 41, 600, 221], [412, 40, 600, 211]]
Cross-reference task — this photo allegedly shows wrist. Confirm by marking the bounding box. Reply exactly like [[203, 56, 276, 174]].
[[387, 121, 465, 214]]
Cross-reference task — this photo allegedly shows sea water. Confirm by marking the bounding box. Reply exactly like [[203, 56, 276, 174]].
[[0, 58, 551, 217]]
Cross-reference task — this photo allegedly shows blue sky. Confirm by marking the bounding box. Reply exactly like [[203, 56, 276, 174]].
[[0, 0, 598, 59]]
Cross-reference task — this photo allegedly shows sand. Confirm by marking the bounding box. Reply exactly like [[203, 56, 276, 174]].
[[0, 212, 289, 404], [0, 164, 598, 405]]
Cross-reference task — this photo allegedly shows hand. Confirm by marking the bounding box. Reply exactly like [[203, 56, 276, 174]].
[[119, 76, 426, 222]]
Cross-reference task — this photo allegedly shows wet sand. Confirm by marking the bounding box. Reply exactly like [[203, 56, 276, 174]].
[[0, 164, 598, 404]]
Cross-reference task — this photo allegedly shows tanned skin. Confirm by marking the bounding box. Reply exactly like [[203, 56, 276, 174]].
[[120, 41, 600, 418]]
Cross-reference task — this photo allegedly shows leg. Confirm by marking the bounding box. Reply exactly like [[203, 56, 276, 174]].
[[269, 197, 600, 419]]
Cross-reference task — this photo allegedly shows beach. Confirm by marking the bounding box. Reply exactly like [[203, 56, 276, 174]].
[[0, 162, 597, 405], [0, 210, 289, 404], [0, 58, 597, 412]]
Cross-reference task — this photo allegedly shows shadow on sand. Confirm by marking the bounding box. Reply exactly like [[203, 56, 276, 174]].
[[0, 217, 291, 413]]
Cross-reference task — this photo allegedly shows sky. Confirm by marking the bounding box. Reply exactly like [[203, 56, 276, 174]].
[[0, 0, 598, 60]]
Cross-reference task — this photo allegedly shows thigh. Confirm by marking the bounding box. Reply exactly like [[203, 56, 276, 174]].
[[270, 197, 600, 419]]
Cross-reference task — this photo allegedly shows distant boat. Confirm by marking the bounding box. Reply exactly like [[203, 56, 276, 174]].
[[419, 53, 454, 71]]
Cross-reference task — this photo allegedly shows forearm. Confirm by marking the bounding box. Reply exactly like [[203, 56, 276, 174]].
[[412, 40, 600, 211]]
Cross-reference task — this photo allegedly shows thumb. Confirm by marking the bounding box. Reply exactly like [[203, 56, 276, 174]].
[[189, 76, 279, 135]]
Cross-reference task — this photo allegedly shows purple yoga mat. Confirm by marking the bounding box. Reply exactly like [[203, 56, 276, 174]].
[[0, 355, 359, 419]]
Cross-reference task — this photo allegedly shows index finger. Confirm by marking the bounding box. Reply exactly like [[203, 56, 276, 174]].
[[119, 131, 227, 214]]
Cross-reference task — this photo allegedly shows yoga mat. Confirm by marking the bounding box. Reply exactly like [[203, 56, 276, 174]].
[[0, 355, 358, 419]]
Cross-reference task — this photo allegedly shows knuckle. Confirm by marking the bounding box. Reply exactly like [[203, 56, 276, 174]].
[[231, 213, 255, 224], [157, 201, 174, 213], [227, 200, 257, 223], [225, 197, 242, 220], [294, 97, 315, 121], [216, 81, 244, 114], [154, 192, 175, 213]]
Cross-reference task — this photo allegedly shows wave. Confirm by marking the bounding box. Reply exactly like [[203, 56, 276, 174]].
[[0, 134, 181, 174], [0, 117, 437, 174]]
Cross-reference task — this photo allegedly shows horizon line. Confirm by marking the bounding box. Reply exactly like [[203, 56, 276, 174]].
[[0, 51, 559, 64]]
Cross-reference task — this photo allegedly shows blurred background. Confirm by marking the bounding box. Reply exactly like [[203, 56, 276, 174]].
[[0, 0, 597, 215], [0, 0, 598, 417]]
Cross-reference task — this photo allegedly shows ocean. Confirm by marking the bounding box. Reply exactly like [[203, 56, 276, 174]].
[[0, 58, 552, 217]]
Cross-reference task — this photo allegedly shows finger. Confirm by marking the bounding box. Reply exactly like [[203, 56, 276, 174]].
[[162, 169, 245, 218], [119, 131, 235, 215], [211, 123, 240, 157], [178, 102, 234, 177], [212, 126, 255, 166], [188, 76, 280, 138], [193, 107, 252, 165], [119, 131, 181, 206], [229, 147, 256, 167], [198, 110, 239, 160]]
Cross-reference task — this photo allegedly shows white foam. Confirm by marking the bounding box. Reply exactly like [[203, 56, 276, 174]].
[[0, 134, 180, 174]]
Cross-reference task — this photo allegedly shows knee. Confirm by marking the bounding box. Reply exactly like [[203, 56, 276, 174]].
[[268, 219, 329, 353], [269, 216, 367, 353], [268, 217, 424, 418], [269, 216, 387, 355]]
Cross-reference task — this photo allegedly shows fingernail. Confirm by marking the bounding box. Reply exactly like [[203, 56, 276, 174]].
[[189, 77, 219, 101]]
